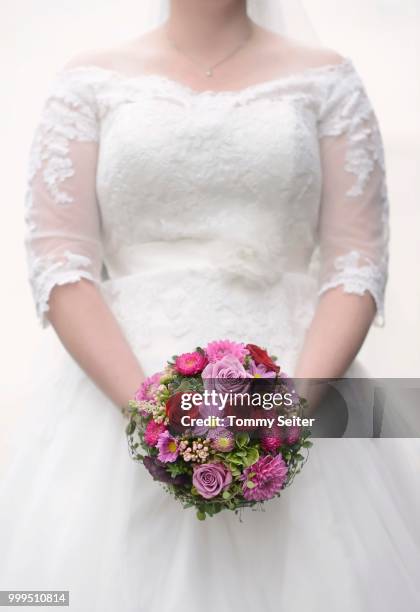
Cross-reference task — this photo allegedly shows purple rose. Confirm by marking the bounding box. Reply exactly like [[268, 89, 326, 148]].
[[202, 355, 251, 395], [192, 462, 232, 499]]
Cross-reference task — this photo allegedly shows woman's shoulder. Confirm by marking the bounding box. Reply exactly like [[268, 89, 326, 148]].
[[61, 46, 129, 75], [257, 27, 345, 72], [61, 32, 161, 76], [49, 49, 117, 105], [61, 31, 348, 85], [63, 27, 346, 74], [54, 44, 140, 99], [254, 28, 355, 98], [52, 36, 164, 112], [62, 49, 115, 72]]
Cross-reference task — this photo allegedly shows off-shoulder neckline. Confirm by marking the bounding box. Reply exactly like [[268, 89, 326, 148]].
[[58, 56, 354, 98]]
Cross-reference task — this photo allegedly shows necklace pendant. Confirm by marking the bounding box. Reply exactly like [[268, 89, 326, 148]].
[[206, 68, 213, 77]]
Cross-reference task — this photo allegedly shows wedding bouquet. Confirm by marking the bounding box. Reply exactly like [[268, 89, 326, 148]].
[[125, 339, 312, 520]]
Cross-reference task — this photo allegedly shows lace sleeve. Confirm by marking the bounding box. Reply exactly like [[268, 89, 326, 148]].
[[24, 68, 103, 327], [317, 62, 389, 325]]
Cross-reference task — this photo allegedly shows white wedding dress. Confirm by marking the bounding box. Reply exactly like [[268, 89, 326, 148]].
[[1, 57, 419, 611]]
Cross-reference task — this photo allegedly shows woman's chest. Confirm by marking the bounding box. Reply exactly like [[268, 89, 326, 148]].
[[95, 92, 322, 244]]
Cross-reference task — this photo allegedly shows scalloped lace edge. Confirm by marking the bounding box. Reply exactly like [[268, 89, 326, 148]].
[[37, 270, 98, 328], [318, 275, 385, 328]]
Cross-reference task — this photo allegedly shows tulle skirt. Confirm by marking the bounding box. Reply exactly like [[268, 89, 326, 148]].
[[1, 318, 420, 612]]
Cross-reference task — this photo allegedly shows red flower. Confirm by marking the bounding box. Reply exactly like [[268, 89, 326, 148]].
[[246, 343, 280, 373], [166, 392, 200, 433]]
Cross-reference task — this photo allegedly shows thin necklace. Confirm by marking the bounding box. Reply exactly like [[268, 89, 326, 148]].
[[166, 25, 253, 78]]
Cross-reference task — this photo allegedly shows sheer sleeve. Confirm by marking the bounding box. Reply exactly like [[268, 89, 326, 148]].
[[24, 68, 103, 327], [317, 61, 389, 325]]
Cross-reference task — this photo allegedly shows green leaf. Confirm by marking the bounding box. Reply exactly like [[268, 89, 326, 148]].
[[235, 432, 250, 448], [228, 455, 245, 466], [222, 490, 231, 499], [196, 510, 206, 521], [244, 447, 259, 467], [125, 420, 136, 436], [206, 504, 217, 516]]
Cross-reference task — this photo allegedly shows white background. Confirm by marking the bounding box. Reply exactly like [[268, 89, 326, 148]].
[[1, 1, 419, 447]]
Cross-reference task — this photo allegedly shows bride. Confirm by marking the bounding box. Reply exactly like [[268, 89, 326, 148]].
[[1, 1, 419, 610]]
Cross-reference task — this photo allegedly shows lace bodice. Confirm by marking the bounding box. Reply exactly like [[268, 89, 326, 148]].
[[24, 57, 389, 350]]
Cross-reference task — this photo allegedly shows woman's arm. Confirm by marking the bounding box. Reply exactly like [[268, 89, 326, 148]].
[[48, 280, 145, 409], [294, 289, 376, 412], [25, 64, 144, 412], [295, 287, 376, 380], [294, 60, 389, 408]]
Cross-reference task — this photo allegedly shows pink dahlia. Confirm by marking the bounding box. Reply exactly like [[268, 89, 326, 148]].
[[156, 431, 179, 463], [135, 372, 163, 404], [175, 351, 207, 376], [240, 455, 288, 501], [144, 420, 167, 447], [205, 339, 249, 364]]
